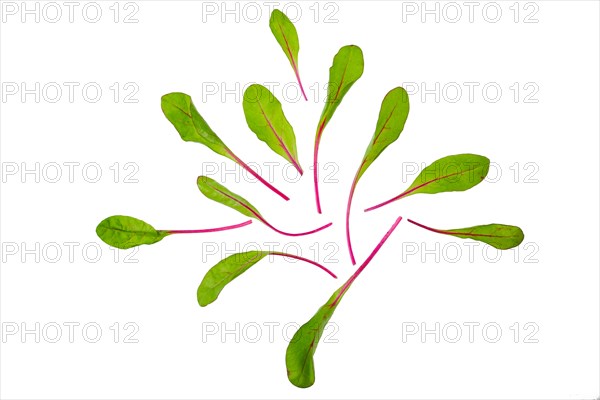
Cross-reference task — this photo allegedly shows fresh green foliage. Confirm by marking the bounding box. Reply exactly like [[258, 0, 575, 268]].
[[162, 92, 289, 200], [269, 9, 307, 101], [96, 215, 169, 249], [286, 285, 345, 388], [313, 45, 365, 213], [96, 215, 252, 250], [198, 250, 337, 307], [346, 87, 410, 264], [408, 219, 524, 250], [197, 175, 262, 220], [198, 251, 268, 306], [161, 92, 231, 158], [366, 154, 490, 211], [197, 176, 332, 237], [286, 216, 403, 388], [242, 84, 303, 174]]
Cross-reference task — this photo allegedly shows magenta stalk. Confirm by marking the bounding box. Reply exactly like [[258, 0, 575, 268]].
[[313, 119, 326, 214], [332, 216, 402, 307], [166, 220, 253, 234], [226, 150, 290, 201], [269, 252, 337, 278]]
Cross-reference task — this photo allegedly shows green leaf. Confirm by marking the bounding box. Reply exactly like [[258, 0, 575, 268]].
[[318, 45, 364, 132], [161, 92, 232, 159], [357, 87, 410, 181], [96, 215, 169, 250], [242, 84, 302, 174], [197, 251, 269, 306], [196, 176, 262, 221], [269, 9, 307, 100], [365, 154, 490, 211], [408, 219, 524, 250], [313, 45, 364, 213], [346, 87, 410, 264], [286, 285, 346, 388], [286, 216, 403, 388]]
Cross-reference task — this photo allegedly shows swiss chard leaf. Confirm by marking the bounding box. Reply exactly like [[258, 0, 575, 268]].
[[197, 176, 332, 237], [269, 9, 307, 101], [161, 92, 231, 158], [366, 154, 490, 211], [285, 285, 345, 388], [162, 92, 289, 201], [197, 175, 263, 220], [408, 219, 524, 250], [242, 84, 303, 175], [313, 45, 364, 213], [346, 87, 410, 264], [96, 215, 170, 249], [198, 250, 337, 307], [198, 251, 269, 306], [286, 216, 403, 388]]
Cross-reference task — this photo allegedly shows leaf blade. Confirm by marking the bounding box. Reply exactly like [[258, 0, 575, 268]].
[[318, 45, 364, 132], [269, 9, 307, 100], [346, 87, 410, 263], [96, 215, 169, 250], [285, 285, 345, 388], [196, 176, 262, 220], [197, 251, 269, 306], [357, 87, 410, 181], [314, 45, 364, 212], [242, 84, 302, 174], [408, 219, 525, 250], [365, 154, 490, 212], [161, 92, 232, 159]]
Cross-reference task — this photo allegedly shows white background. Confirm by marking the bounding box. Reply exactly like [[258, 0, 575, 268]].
[[1, 1, 599, 399]]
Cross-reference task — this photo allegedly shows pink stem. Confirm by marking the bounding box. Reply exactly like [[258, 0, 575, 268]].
[[261, 219, 333, 237], [332, 216, 403, 307], [270, 252, 337, 278], [364, 192, 405, 212], [167, 220, 252, 234], [226, 150, 290, 201], [313, 120, 326, 214], [294, 68, 308, 101], [406, 218, 448, 234], [346, 173, 360, 265]]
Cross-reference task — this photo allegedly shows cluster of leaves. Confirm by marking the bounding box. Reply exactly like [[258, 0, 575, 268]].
[[96, 9, 525, 389]]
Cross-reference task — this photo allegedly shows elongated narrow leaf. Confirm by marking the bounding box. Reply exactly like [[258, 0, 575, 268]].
[[286, 285, 345, 388], [366, 154, 490, 212], [197, 176, 262, 220], [198, 251, 337, 307], [314, 45, 364, 213], [243, 84, 303, 174], [197, 176, 332, 237], [356, 87, 410, 181], [161, 92, 232, 159], [286, 216, 402, 388], [162, 93, 289, 200], [408, 219, 524, 250], [318, 45, 364, 128], [346, 87, 410, 264], [269, 9, 307, 100], [96, 215, 169, 249], [197, 251, 269, 306]]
